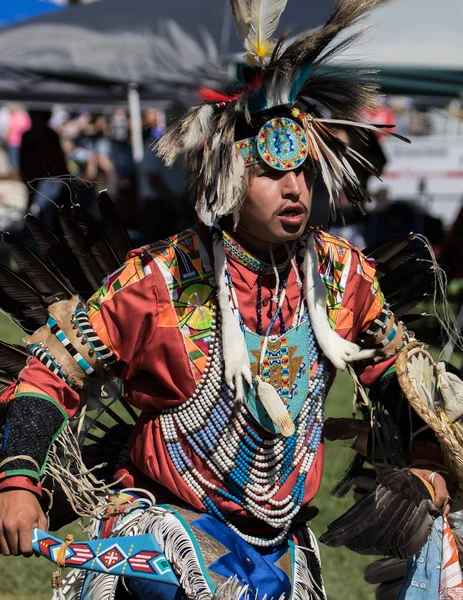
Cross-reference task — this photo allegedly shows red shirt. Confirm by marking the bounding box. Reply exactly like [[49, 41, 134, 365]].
[[0, 229, 392, 514]]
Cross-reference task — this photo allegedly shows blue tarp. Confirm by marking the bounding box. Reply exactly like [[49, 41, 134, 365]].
[[0, 0, 63, 29]]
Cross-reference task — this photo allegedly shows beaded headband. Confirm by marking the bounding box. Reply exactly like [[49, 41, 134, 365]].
[[235, 116, 309, 171]]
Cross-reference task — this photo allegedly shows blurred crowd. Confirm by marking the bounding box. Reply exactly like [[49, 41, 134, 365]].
[[0, 103, 189, 244], [363, 95, 463, 137]]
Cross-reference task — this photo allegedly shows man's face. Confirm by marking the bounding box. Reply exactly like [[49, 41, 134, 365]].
[[237, 163, 313, 244]]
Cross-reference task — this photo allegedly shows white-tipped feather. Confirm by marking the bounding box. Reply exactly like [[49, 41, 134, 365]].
[[311, 127, 345, 186], [213, 234, 252, 403], [303, 234, 376, 370], [255, 376, 295, 437], [306, 130, 336, 209], [217, 150, 246, 218], [182, 104, 215, 152]]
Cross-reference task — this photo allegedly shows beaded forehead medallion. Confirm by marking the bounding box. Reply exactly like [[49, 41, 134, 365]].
[[236, 117, 309, 171]]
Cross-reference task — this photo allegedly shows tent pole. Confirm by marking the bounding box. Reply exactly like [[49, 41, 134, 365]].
[[128, 83, 144, 163]]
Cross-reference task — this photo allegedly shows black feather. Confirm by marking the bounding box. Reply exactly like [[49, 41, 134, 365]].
[[364, 235, 415, 264], [0, 342, 28, 379], [25, 214, 93, 298], [97, 191, 132, 264], [331, 453, 367, 498], [2, 232, 72, 303], [364, 557, 407, 585], [58, 207, 104, 291], [390, 294, 432, 319], [375, 580, 404, 600], [379, 264, 434, 298], [0, 265, 48, 331], [399, 313, 430, 325], [374, 248, 429, 279], [320, 468, 439, 559], [70, 205, 121, 276]]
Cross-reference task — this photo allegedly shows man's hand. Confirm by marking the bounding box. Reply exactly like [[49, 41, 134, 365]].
[[410, 468, 453, 516], [0, 489, 47, 557]]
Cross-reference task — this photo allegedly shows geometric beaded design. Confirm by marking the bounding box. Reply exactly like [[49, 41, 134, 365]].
[[236, 117, 308, 171], [243, 316, 320, 433], [257, 117, 308, 171], [159, 307, 330, 547], [74, 304, 116, 367]]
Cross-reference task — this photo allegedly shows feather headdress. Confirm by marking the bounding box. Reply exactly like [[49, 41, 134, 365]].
[[157, 0, 408, 225]]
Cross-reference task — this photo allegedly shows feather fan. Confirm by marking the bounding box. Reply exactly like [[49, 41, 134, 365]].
[[320, 468, 440, 559]]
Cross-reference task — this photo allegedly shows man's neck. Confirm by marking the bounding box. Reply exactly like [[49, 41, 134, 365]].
[[223, 225, 286, 263]]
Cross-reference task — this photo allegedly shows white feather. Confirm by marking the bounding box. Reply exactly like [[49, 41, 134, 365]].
[[217, 149, 246, 218], [229, 0, 253, 45], [303, 234, 376, 371], [306, 130, 335, 208], [311, 127, 345, 186], [182, 104, 214, 152], [213, 234, 252, 402], [255, 376, 295, 437], [242, 0, 288, 61]]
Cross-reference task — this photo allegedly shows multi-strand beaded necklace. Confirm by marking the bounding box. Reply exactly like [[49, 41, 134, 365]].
[[159, 235, 330, 547]]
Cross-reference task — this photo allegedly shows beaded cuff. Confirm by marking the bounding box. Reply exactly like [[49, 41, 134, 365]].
[[359, 305, 412, 362], [25, 296, 116, 389], [0, 393, 67, 481]]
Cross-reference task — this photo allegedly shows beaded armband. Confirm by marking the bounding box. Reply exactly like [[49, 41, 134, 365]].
[[0, 393, 67, 481], [358, 304, 414, 363], [26, 296, 116, 389]]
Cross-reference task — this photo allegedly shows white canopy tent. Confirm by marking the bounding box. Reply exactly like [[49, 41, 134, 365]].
[[339, 0, 463, 70]]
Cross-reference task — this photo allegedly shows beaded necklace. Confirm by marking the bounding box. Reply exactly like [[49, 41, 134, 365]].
[[159, 304, 329, 547], [223, 230, 297, 276], [256, 275, 286, 337]]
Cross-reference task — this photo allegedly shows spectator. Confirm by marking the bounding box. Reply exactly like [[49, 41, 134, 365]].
[[110, 108, 134, 184], [19, 109, 68, 227], [7, 104, 31, 169], [89, 114, 118, 196], [142, 108, 165, 143]]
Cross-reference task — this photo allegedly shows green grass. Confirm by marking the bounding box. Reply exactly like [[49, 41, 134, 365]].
[[0, 365, 375, 600]]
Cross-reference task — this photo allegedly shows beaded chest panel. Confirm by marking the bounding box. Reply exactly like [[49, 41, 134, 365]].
[[244, 317, 320, 434]]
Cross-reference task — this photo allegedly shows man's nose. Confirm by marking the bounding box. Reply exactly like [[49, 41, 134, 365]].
[[282, 171, 301, 199]]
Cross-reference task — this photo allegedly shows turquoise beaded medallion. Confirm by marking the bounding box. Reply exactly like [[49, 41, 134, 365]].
[[236, 117, 309, 171], [243, 316, 319, 434]]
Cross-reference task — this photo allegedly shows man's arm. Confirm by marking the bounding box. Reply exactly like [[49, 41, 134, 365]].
[[0, 252, 158, 556]]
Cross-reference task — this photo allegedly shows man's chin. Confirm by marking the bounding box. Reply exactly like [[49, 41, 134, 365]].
[[277, 221, 308, 241]]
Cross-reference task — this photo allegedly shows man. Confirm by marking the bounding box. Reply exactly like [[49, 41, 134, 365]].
[[0, 1, 457, 598]]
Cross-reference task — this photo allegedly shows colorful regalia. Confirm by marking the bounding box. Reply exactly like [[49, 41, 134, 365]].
[[1, 1, 463, 599]]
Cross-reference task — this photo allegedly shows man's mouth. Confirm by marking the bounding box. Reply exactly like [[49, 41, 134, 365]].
[[276, 205, 306, 227], [276, 205, 306, 225], [278, 206, 304, 217]]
